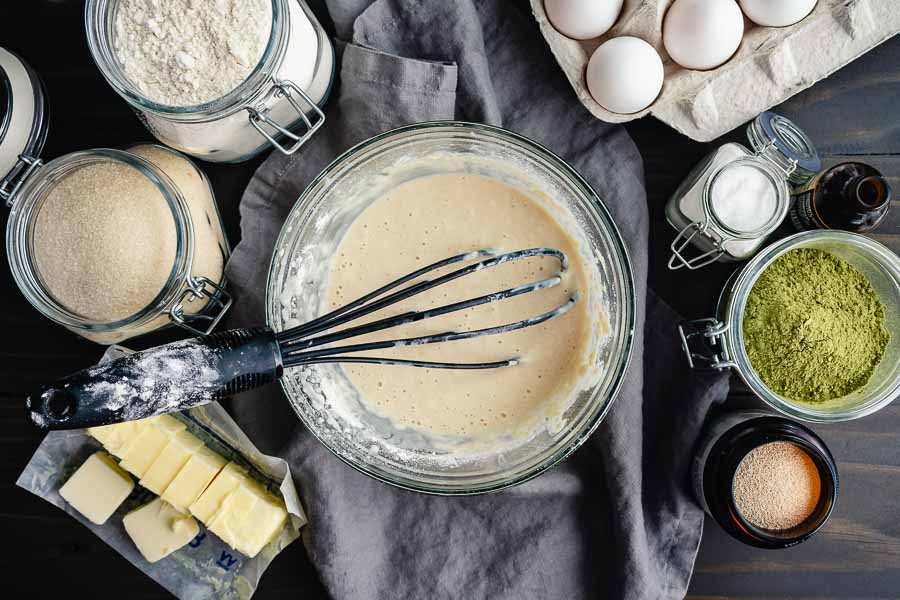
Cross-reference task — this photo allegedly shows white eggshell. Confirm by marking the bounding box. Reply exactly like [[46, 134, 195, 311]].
[[545, 0, 624, 40], [663, 0, 745, 70], [586, 37, 664, 114], [739, 0, 817, 27]]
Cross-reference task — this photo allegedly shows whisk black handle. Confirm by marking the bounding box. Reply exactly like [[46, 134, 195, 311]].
[[26, 328, 283, 431]]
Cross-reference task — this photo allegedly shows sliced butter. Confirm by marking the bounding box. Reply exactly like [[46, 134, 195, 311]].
[[140, 430, 204, 495], [189, 462, 247, 523], [149, 414, 187, 435], [207, 479, 288, 558], [117, 415, 187, 477], [87, 419, 148, 457], [231, 490, 288, 558], [206, 481, 261, 553], [59, 451, 134, 525], [162, 446, 226, 512], [123, 497, 200, 563]]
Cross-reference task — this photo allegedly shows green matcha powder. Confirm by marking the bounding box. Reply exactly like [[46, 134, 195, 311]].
[[742, 248, 890, 403]]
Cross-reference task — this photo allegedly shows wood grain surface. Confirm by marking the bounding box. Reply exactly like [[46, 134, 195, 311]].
[[0, 2, 897, 598]]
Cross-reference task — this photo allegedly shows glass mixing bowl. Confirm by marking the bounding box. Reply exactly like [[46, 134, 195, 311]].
[[265, 122, 635, 494], [682, 231, 900, 422]]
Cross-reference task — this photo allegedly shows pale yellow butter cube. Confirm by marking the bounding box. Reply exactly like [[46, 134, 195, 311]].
[[118, 423, 170, 478], [206, 481, 262, 552], [140, 430, 204, 495], [162, 446, 226, 512], [59, 452, 134, 525], [123, 498, 200, 563], [207, 479, 289, 558], [117, 415, 188, 477], [87, 419, 147, 456], [149, 414, 186, 435], [189, 462, 248, 523], [231, 490, 288, 558]]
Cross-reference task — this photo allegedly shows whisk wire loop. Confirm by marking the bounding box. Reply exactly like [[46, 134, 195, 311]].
[[278, 248, 576, 369]]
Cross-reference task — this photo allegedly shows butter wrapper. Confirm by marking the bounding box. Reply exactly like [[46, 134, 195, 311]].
[[16, 346, 306, 600]]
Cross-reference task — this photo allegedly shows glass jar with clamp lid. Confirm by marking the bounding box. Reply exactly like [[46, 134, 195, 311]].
[[85, 0, 335, 163], [1, 49, 231, 344], [666, 112, 821, 270]]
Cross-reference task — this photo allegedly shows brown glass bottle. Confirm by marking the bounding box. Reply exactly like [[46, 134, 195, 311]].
[[790, 162, 891, 232]]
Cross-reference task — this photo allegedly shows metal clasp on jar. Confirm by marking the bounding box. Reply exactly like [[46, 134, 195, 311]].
[[247, 78, 325, 155], [668, 222, 726, 270], [170, 276, 233, 337], [677, 318, 735, 370], [1, 154, 43, 207]]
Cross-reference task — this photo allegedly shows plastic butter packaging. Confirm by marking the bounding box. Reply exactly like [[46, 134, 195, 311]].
[[17, 347, 306, 600]]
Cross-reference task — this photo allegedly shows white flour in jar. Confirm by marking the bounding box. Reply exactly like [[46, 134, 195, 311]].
[[113, 0, 273, 106]]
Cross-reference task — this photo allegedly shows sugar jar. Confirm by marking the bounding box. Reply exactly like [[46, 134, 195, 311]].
[[2, 50, 231, 344], [666, 112, 821, 270], [85, 0, 335, 163]]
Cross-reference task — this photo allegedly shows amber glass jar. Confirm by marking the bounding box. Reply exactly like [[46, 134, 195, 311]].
[[692, 411, 838, 548]]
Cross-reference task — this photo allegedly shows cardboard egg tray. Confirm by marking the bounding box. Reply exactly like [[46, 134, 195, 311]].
[[530, 0, 900, 141]]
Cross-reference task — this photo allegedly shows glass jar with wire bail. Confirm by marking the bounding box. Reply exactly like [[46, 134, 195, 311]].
[[85, 0, 335, 163], [666, 112, 821, 270], [0, 51, 231, 344], [5, 145, 232, 345]]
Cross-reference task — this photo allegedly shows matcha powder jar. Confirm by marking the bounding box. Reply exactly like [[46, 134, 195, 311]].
[[680, 231, 900, 422]]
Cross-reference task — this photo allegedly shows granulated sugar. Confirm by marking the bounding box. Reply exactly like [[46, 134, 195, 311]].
[[113, 0, 273, 106], [33, 160, 177, 322], [733, 441, 822, 531]]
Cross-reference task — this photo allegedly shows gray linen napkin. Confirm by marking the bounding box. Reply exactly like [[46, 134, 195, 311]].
[[223, 1, 731, 598]]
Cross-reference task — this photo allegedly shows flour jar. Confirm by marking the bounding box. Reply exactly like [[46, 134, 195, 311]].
[[679, 231, 900, 422], [85, 0, 335, 163], [666, 112, 821, 270]]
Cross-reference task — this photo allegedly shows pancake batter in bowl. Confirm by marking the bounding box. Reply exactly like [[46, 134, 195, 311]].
[[325, 173, 604, 444]]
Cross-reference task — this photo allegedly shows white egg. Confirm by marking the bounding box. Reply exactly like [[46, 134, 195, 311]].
[[739, 0, 817, 27], [586, 36, 664, 114], [663, 0, 745, 70], [545, 0, 624, 40]]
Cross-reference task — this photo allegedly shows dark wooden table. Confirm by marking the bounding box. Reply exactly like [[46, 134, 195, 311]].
[[1, 2, 898, 598]]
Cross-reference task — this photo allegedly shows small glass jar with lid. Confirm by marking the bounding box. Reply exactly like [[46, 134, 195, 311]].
[[666, 112, 821, 270], [1, 50, 231, 344], [692, 410, 838, 549], [85, 0, 335, 163]]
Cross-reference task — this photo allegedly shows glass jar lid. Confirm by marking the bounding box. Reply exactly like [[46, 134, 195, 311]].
[[746, 112, 820, 186], [705, 157, 789, 238], [0, 47, 49, 206]]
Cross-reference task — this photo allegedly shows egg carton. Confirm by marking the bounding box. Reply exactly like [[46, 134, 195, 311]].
[[530, 0, 900, 141]]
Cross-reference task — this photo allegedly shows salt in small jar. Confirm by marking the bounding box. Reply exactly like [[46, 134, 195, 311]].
[[666, 112, 821, 270], [692, 410, 839, 549]]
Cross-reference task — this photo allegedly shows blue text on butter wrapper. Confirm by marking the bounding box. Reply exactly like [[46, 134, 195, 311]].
[[217, 551, 239, 571]]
